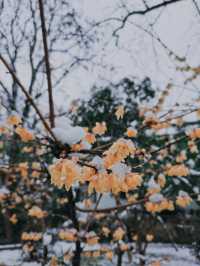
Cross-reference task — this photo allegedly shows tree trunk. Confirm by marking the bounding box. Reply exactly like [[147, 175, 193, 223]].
[[117, 251, 123, 266], [3, 211, 12, 243], [67, 189, 81, 266]]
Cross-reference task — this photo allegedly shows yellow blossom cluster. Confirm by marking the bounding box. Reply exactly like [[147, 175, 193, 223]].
[[102, 226, 110, 237], [15, 127, 34, 142], [49, 138, 141, 194], [145, 199, 174, 213], [189, 128, 200, 139], [82, 246, 114, 260], [103, 138, 135, 168], [7, 115, 22, 126], [49, 159, 80, 190], [126, 127, 137, 138], [113, 227, 125, 241], [176, 151, 187, 163], [188, 140, 198, 153], [146, 234, 154, 242], [92, 122, 107, 135], [84, 132, 96, 144], [21, 232, 42, 241], [149, 261, 161, 266], [115, 105, 125, 120], [28, 206, 47, 219], [176, 194, 192, 208], [166, 164, 189, 177], [0, 192, 8, 201], [88, 172, 142, 194], [18, 162, 28, 178], [85, 232, 99, 245], [9, 214, 18, 224], [59, 229, 77, 241], [157, 174, 166, 188]]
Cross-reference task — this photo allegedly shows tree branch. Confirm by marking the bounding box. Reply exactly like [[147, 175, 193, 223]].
[[38, 0, 55, 128], [75, 198, 147, 213], [113, 0, 186, 35], [0, 54, 57, 142]]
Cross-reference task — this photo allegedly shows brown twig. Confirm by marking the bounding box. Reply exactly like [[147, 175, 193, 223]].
[[38, 0, 55, 128], [75, 198, 147, 213], [0, 54, 57, 142]]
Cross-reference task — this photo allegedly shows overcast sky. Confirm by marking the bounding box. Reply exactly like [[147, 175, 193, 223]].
[[61, 0, 200, 110], [1, 0, 200, 118]]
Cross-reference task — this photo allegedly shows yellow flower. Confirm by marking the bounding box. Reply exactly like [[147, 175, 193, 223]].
[[18, 162, 28, 178], [7, 115, 22, 126], [50, 256, 58, 266], [149, 261, 161, 266], [127, 194, 138, 203], [89, 171, 123, 194], [188, 140, 198, 153], [32, 162, 41, 170], [59, 229, 77, 241], [120, 243, 129, 251], [126, 127, 137, 138], [0, 126, 7, 134], [28, 206, 47, 219], [115, 105, 125, 120], [103, 138, 135, 168], [15, 127, 34, 142], [80, 166, 96, 182], [0, 192, 7, 201], [132, 234, 138, 241], [21, 232, 42, 241], [113, 227, 125, 241], [71, 142, 84, 151], [22, 146, 33, 153], [84, 132, 96, 144], [92, 122, 107, 135], [105, 251, 113, 260], [146, 234, 154, 242], [176, 151, 187, 163], [145, 199, 174, 213], [92, 251, 100, 257], [9, 214, 18, 224], [125, 173, 142, 190], [176, 193, 192, 208], [102, 226, 110, 237], [189, 128, 200, 139], [86, 232, 99, 245], [49, 159, 80, 190], [83, 199, 93, 208], [63, 253, 73, 262], [157, 174, 166, 188], [31, 171, 40, 178], [166, 164, 189, 177]]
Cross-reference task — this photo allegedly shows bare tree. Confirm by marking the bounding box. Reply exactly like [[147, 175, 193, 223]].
[[0, 0, 95, 127]]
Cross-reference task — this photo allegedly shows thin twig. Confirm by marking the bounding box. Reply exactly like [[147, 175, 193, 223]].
[[75, 197, 147, 213], [0, 54, 57, 142], [38, 0, 55, 128]]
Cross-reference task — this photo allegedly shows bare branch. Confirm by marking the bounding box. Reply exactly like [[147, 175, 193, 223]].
[[0, 54, 57, 142], [193, 0, 200, 16], [38, 0, 55, 128], [113, 0, 186, 35], [75, 198, 147, 213]]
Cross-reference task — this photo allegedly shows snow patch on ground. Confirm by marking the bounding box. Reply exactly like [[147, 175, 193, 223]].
[[0, 243, 199, 265]]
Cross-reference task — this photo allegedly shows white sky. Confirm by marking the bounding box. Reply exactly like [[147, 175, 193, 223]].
[[1, 0, 200, 117], [60, 0, 200, 109]]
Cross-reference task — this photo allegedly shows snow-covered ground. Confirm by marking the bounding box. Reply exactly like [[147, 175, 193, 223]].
[[0, 243, 199, 266]]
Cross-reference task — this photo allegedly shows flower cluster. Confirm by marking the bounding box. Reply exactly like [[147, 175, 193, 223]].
[[103, 138, 136, 168], [21, 232, 42, 241]]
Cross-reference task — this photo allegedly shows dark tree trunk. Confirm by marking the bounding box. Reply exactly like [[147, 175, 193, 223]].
[[117, 251, 123, 266], [67, 189, 81, 266]]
